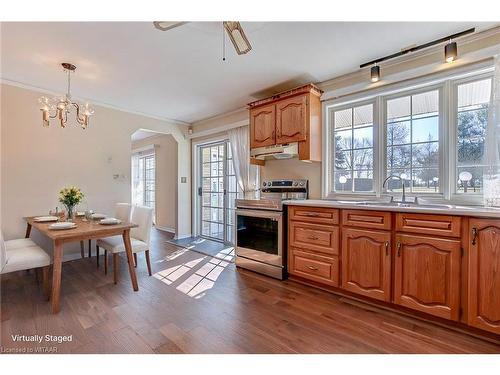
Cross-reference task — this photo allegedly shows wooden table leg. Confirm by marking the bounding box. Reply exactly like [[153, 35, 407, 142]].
[[122, 229, 138, 291], [25, 223, 32, 238], [51, 240, 63, 313]]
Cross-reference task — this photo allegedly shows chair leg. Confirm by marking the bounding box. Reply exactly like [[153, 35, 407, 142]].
[[80, 241, 85, 258], [113, 253, 118, 284], [96, 245, 100, 268], [88, 239, 92, 258], [145, 250, 152, 276], [104, 250, 108, 275], [133, 253, 138, 268], [42, 266, 50, 301]]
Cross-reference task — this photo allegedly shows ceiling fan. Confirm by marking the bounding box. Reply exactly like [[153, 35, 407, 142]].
[[153, 21, 252, 56]]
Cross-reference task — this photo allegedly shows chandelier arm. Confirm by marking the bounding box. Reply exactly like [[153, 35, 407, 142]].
[[72, 102, 86, 124]]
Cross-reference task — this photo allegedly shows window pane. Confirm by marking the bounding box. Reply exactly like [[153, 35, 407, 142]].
[[385, 169, 410, 192], [334, 172, 352, 191], [353, 170, 373, 192], [353, 127, 373, 148], [353, 149, 373, 170], [354, 104, 373, 127], [412, 168, 439, 193], [412, 142, 439, 167], [387, 145, 411, 168], [412, 117, 438, 143], [334, 108, 352, 129], [387, 96, 410, 122], [335, 150, 351, 170], [456, 79, 491, 194], [334, 129, 352, 150], [387, 121, 410, 146], [412, 90, 439, 118]]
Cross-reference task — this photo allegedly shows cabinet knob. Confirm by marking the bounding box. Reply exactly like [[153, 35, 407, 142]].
[[306, 265, 318, 271]]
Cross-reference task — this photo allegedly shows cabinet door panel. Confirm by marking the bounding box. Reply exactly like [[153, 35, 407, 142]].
[[468, 219, 500, 334], [289, 221, 339, 256], [394, 234, 460, 320], [342, 228, 391, 301], [276, 95, 307, 144], [289, 248, 339, 287], [250, 104, 276, 148]]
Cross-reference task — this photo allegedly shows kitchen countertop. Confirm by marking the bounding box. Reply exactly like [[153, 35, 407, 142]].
[[283, 199, 500, 218]]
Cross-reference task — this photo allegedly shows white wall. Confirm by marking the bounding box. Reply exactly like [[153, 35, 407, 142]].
[[132, 133, 178, 232], [0, 83, 191, 259]]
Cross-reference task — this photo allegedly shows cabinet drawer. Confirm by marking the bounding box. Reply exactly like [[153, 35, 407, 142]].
[[342, 210, 392, 230], [289, 221, 339, 255], [289, 248, 339, 287], [396, 213, 461, 237], [289, 206, 339, 225]]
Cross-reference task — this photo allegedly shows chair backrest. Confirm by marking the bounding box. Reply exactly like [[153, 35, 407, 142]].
[[0, 231, 7, 272], [115, 203, 132, 222], [130, 205, 154, 245]]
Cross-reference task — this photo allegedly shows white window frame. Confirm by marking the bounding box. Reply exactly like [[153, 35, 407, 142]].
[[322, 62, 494, 203], [449, 72, 494, 205], [327, 98, 379, 197]]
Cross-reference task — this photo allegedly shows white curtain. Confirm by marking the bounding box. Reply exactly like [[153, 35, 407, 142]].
[[228, 126, 259, 199], [484, 55, 500, 206]]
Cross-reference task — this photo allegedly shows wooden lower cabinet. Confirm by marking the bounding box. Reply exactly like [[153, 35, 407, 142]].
[[394, 234, 461, 320], [341, 228, 391, 302], [468, 219, 500, 334], [289, 248, 339, 287]]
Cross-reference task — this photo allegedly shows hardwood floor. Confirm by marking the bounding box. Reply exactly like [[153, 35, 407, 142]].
[[1, 229, 499, 354]]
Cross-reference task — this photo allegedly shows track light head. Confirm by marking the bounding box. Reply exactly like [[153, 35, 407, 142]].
[[445, 41, 457, 63], [371, 65, 380, 83]]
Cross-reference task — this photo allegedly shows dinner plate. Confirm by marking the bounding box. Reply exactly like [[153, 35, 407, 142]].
[[99, 218, 122, 225], [34, 216, 59, 222], [49, 222, 77, 230], [90, 213, 106, 220]]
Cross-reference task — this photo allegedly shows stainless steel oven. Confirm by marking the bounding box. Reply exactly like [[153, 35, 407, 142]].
[[235, 179, 308, 280]]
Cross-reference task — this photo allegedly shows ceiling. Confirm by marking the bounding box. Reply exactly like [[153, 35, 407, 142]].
[[1, 22, 497, 124]]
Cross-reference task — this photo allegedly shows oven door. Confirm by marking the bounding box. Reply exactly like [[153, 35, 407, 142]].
[[235, 208, 283, 267]]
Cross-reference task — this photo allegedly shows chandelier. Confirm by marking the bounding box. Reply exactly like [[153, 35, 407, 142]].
[[38, 63, 94, 129]]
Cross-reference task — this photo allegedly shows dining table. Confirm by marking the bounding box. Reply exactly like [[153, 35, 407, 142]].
[[24, 216, 139, 313]]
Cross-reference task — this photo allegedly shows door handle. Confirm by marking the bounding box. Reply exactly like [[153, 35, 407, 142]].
[[471, 227, 478, 245], [385, 241, 389, 256], [396, 242, 401, 257], [306, 265, 318, 271]]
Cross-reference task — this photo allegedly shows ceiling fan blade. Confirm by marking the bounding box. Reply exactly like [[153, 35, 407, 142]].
[[223, 21, 252, 55], [153, 21, 188, 31]]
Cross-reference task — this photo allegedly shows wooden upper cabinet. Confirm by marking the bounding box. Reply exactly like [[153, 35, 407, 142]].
[[250, 104, 276, 148], [468, 219, 500, 334], [342, 228, 391, 302], [394, 234, 461, 320], [276, 95, 307, 144]]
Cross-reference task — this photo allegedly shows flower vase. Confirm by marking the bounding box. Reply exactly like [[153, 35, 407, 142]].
[[65, 205, 75, 222]]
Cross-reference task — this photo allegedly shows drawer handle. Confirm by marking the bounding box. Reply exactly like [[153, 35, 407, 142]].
[[471, 227, 478, 245], [385, 241, 389, 256], [397, 242, 401, 257], [304, 212, 320, 217], [308, 235, 319, 240], [306, 265, 318, 271]]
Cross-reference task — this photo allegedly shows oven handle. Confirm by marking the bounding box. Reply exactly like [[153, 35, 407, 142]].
[[235, 208, 283, 220]]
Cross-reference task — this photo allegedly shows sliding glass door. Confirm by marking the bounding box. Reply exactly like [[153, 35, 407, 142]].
[[198, 140, 239, 243]]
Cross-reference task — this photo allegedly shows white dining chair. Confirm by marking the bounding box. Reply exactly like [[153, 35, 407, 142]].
[[95, 203, 132, 269], [1, 231, 51, 299], [96, 205, 153, 283]]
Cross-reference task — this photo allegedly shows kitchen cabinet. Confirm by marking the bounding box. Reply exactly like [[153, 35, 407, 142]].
[[289, 221, 339, 256], [248, 84, 322, 162], [250, 104, 276, 149], [342, 210, 392, 231], [394, 234, 461, 320], [276, 95, 307, 144], [342, 228, 391, 301], [468, 219, 500, 334], [396, 213, 461, 238], [289, 248, 339, 287]]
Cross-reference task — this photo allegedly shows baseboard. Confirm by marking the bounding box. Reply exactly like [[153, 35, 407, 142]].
[[155, 226, 176, 234], [174, 233, 192, 240]]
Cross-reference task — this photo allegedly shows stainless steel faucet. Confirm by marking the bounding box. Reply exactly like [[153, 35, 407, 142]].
[[383, 175, 406, 203]]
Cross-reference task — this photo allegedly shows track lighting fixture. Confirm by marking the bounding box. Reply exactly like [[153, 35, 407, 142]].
[[371, 65, 380, 83], [445, 41, 458, 63]]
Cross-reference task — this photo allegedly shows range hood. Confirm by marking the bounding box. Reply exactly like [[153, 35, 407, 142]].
[[250, 143, 299, 160]]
